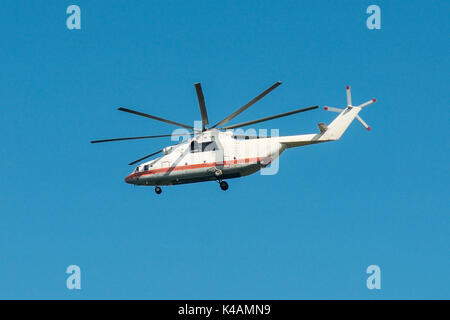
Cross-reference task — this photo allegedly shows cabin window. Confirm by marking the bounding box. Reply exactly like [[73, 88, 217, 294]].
[[190, 141, 218, 153], [144, 165, 149, 171], [201, 141, 217, 152]]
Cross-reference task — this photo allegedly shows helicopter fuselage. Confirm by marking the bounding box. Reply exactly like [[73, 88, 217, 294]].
[[124, 129, 284, 186]]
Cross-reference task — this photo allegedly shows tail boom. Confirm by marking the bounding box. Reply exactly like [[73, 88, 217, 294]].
[[276, 85, 375, 149], [275, 106, 362, 148]]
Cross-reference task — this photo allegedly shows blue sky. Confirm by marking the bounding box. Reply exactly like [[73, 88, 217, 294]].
[[0, 0, 448, 299]]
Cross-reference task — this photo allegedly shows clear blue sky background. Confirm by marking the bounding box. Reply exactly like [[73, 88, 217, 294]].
[[0, 0, 448, 299]]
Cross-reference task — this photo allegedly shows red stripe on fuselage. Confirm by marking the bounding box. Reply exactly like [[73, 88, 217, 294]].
[[127, 157, 262, 180]]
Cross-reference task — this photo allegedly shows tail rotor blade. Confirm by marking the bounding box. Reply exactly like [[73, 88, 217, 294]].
[[357, 98, 377, 109], [356, 115, 371, 131], [324, 106, 344, 113], [346, 85, 352, 106]]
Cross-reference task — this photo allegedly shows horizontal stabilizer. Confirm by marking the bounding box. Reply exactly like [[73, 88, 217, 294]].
[[318, 123, 328, 133]]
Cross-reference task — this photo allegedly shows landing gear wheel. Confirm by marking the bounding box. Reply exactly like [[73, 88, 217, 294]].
[[155, 186, 162, 194], [219, 181, 229, 191]]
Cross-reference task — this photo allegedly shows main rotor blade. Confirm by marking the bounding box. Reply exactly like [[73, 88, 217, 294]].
[[91, 132, 194, 144], [118, 107, 194, 130], [128, 149, 163, 166], [222, 105, 318, 130], [211, 81, 282, 128], [194, 83, 209, 130]]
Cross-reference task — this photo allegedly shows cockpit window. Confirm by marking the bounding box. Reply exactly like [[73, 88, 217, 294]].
[[135, 167, 139, 173], [190, 141, 200, 153]]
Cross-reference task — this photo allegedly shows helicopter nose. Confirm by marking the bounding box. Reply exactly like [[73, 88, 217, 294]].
[[124, 174, 134, 184]]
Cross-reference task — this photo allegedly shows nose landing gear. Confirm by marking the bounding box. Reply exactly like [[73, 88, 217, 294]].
[[219, 180, 229, 191], [155, 186, 162, 194]]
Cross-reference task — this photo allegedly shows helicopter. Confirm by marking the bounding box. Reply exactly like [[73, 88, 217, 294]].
[[91, 82, 376, 194]]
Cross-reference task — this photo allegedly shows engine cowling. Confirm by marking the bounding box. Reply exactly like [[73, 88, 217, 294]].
[[162, 146, 174, 155]]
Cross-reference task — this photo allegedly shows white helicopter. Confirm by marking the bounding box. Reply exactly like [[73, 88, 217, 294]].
[[91, 82, 375, 194]]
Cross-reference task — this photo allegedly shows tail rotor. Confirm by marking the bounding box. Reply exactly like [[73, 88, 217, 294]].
[[324, 85, 376, 131]]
